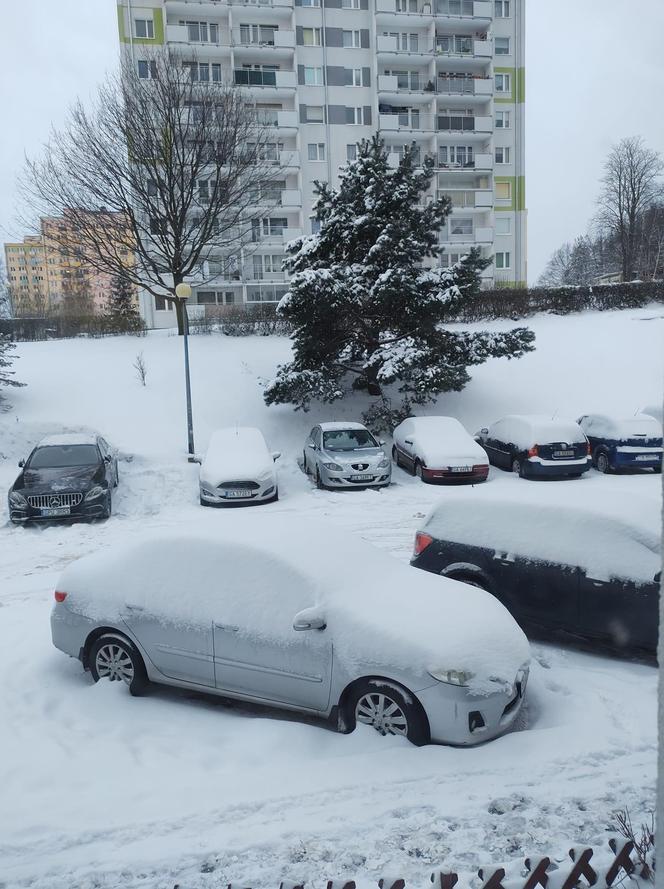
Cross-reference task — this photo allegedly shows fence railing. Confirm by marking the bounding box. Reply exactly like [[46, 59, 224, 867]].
[[218, 840, 651, 889]]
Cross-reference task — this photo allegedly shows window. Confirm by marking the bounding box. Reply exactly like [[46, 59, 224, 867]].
[[304, 66, 324, 86], [197, 291, 217, 305], [311, 219, 321, 233], [346, 144, 357, 161], [302, 0, 321, 6], [350, 68, 362, 86], [305, 105, 325, 122], [495, 110, 511, 128], [134, 18, 154, 39], [495, 72, 511, 94], [302, 27, 322, 46], [342, 0, 361, 7], [494, 0, 510, 16], [495, 216, 511, 235], [495, 146, 511, 164], [495, 251, 511, 269], [450, 218, 473, 236], [137, 59, 157, 79], [342, 30, 361, 48], [496, 181, 512, 201], [182, 21, 219, 43], [495, 37, 510, 55], [155, 295, 167, 311], [308, 143, 326, 161], [345, 107, 364, 124]]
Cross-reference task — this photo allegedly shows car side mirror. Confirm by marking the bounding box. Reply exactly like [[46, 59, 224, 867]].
[[480, 428, 489, 435], [18, 459, 25, 468], [379, 439, 386, 446], [104, 455, 112, 463], [307, 442, 316, 450], [272, 451, 281, 461], [293, 607, 327, 632]]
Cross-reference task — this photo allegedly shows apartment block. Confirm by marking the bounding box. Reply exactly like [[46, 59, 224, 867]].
[[116, 0, 526, 328], [4, 237, 49, 316]]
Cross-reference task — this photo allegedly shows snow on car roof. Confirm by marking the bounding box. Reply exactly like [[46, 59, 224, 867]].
[[492, 415, 586, 446], [422, 486, 661, 583], [579, 413, 662, 439], [398, 416, 487, 465], [58, 514, 529, 687], [201, 427, 272, 484], [37, 433, 99, 447], [318, 421, 367, 431]]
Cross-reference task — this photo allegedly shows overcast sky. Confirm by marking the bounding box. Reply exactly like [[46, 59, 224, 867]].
[[1, 0, 663, 282]]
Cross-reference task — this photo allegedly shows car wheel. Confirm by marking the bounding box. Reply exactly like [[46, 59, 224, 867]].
[[114, 463, 119, 487], [512, 457, 525, 478], [346, 680, 429, 746], [272, 487, 279, 502], [89, 633, 148, 696], [414, 460, 423, 480], [446, 571, 489, 592], [315, 467, 325, 490], [596, 452, 610, 474], [302, 451, 308, 475], [392, 445, 399, 466], [103, 491, 112, 519]]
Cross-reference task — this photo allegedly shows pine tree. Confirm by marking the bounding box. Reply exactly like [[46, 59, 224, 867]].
[[104, 275, 143, 334], [0, 336, 24, 394], [264, 136, 535, 429]]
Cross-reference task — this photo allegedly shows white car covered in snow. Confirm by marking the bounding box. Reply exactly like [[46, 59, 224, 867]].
[[392, 416, 489, 483], [50, 516, 530, 746], [199, 427, 280, 506]]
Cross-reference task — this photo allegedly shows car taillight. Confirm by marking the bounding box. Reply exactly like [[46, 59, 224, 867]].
[[413, 532, 433, 556], [586, 441, 592, 455], [527, 445, 539, 458], [54, 591, 67, 603]]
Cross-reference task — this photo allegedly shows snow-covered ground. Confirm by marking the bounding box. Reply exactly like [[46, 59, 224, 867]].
[[0, 306, 662, 889]]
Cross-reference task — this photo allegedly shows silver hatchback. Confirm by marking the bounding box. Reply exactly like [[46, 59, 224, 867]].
[[303, 422, 391, 489]]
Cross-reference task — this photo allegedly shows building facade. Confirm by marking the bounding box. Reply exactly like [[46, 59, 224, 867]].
[[4, 237, 49, 316], [117, 0, 526, 329]]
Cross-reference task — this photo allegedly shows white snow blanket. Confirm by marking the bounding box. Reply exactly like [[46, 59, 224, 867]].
[[489, 415, 587, 448], [579, 413, 662, 440], [200, 426, 274, 486], [395, 416, 487, 466]]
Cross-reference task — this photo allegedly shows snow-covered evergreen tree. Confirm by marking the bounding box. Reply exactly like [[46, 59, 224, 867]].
[[0, 336, 24, 394], [104, 275, 143, 334], [264, 136, 535, 427]]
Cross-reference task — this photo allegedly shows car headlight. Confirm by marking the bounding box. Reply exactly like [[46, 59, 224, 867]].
[[323, 462, 343, 471], [377, 458, 390, 469], [429, 669, 474, 687], [84, 486, 106, 502], [9, 491, 27, 507]]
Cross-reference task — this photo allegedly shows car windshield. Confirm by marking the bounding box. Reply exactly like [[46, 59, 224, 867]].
[[323, 429, 378, 451], [28, 444, 99, 469]]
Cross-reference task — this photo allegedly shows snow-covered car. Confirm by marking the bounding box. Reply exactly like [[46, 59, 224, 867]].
[[50, 516, 530, 746], [392, 416, 489, 483], [303, 422, 391, 489], [8, 432, 118, 524], [411, 489, 661, 656], [199, 427, 279, 506], [577, 413, 662, 473], [476, 415, 591, 479]]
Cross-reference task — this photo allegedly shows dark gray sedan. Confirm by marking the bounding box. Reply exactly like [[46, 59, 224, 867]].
[[303, 422, 391, 489]]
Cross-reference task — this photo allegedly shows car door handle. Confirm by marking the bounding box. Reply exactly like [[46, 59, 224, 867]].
[[404, 439, 413, 445], [215, 623, 239, 632], [125, 603, 144, 612]]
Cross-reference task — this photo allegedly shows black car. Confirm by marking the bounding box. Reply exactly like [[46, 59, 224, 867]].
[[411, 494, 660, 656], [8, 433, 119, 524]]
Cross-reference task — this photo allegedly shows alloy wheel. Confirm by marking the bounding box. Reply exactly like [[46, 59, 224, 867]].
[[597, 453, 609, 473], [355, 692, 408, 736], [94, 643, 135, 684]]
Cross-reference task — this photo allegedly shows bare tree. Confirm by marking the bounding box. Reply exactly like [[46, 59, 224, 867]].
[[20, 50, 275, 334], [133, 352, 148, 386], [597, 137, 664, 281], [537, 242, 574, 286]]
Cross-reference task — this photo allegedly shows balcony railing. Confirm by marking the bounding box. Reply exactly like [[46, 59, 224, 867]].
[[232, 28, 295, 48], [379, 112, 434, 131], [234, 69, 296, 88], [437, 188, 493, 208], [434, 36, 489, 56], [436, 114, 491, 132], [434, 0, 491, 15]]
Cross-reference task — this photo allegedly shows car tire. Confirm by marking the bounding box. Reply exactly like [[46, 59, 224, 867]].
[[89, 633, 148, 696], [272, 488, 279, 502], [414, 460, 423, 480], [344, 679, 429, 746], [446, 571, 489, 593], [596, 452, 611, 474], [315, 467, 325, 490], [392, 445, 399, 466], [302, 451, 308, 475], [512, 456, 525, 478], [114, 464, 119, 487], [102, 491, 112, 519]]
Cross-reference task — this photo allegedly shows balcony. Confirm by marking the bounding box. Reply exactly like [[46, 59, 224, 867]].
[[166, 24, 232, 52], [278, 149, 300, 167], [231, 28, 295, 49], [435, 75, 492, 96], [379, 112, 433, 132], [375, 0, 434, 15], [437, 151, 492, 170], [281, 189, 301, 207], [433, 0, 491, 18], [376, 34, 430, 55], [233, 69, 296, 88], [436, 114, 491, 133], [434, 36, 490, 58], [251, 226, 302, 244], [437, 188, 491, 209]]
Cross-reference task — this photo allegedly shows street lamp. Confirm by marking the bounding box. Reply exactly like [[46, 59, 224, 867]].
[[174, 282, 195, 460]]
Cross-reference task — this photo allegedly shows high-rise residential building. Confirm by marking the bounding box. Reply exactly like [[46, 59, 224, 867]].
[[117, 0, 525, 329], [4, 210, 137, 317]]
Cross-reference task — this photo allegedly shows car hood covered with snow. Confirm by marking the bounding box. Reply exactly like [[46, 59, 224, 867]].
[[56, 515, 529, 689], [200, 427, 275, 486]]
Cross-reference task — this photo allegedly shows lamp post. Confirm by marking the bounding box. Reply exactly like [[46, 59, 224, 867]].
[[174, 282, 195, 460]]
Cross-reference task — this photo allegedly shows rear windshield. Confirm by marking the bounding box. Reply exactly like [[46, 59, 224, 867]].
[[323, 430, 378, 451], [28, 444, 100, 469]]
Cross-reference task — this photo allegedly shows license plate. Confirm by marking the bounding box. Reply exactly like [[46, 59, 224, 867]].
[[40, 506, 71, 517], [635, 454, 655, 461], [350, 474, 374, 481], [554, 450, 574, 457], [223, 490, 250, 498], [451, 466, 471, 473]]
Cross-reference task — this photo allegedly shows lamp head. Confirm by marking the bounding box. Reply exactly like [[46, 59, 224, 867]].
[[174, 282, 192, 300]]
